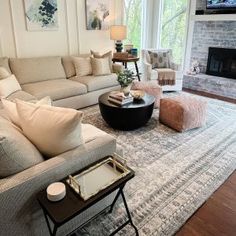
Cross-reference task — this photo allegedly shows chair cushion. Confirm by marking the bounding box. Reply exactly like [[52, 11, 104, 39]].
[[70, 74, 119, 92], [148, 51, 171, 68], [9, 57, 66, 85], [0, 115, 44, 178], [22, 79, 87, 100], [16, 100, 84, 157]]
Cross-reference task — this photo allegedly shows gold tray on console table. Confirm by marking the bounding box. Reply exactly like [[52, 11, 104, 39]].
[[66, 154, 130, 201]]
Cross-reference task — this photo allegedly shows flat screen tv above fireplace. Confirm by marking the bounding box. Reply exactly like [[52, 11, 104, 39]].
[[206, 47, 236, 79]]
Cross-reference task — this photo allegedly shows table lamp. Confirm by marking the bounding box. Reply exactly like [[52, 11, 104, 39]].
[[110, 25, 127, 52]]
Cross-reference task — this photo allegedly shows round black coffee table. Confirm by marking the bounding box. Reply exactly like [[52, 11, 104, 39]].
[[99, 92, 155, 130]]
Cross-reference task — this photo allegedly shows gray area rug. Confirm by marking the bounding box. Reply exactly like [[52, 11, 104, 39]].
[[74, 93, 236, 236]]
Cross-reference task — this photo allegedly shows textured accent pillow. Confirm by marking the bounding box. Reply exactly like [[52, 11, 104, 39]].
[[0, 116, 44, 178], [0, 67, 11, 80], [148, 51, 170, 69], [91, 50, 113, 71], [73, 57, 92, 77], [0, 74, 22, 98], [16, 100, 84, 157], [91, 57, 112, 76], [1, 96, 52, 128]]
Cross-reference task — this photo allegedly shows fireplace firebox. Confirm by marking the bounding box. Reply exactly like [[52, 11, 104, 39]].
[[206, 47, 236, 79]]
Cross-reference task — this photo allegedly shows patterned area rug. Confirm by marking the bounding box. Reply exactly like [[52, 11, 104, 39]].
[[75, 93, 236, 236]]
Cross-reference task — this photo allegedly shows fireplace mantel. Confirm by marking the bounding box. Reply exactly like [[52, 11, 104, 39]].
[[191, 14, 236, 22]]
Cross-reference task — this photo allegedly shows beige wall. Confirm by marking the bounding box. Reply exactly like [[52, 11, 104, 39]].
[[0, 0, 123, 58]]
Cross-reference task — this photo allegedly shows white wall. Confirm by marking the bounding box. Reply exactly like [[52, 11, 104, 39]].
[[0, 0, 123, 58]]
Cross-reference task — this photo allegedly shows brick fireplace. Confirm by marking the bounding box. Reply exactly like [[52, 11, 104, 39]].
[[183, 0, 236, 100]]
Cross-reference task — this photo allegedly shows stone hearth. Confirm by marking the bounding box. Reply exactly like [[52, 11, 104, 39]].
[[183, 74, 236, 100]]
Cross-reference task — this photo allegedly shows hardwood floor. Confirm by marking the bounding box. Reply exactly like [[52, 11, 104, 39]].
[[176, 171, 236, 236], [176, 89, 236, 236]]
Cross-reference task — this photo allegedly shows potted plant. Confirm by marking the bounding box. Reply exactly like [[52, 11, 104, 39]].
[[117, 69, 135, 96]]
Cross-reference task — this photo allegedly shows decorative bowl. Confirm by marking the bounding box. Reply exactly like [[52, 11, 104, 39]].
[[130, 90, 145, 100]]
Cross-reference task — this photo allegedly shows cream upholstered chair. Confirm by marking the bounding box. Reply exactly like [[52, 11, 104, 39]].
[[141, 49, 183, 91]]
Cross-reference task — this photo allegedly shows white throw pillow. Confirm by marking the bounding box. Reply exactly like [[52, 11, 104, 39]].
[[73, 57, 92, 76], [16, 100, 84, 157], [1, 96, 52, 128], [0, 67, 11, 80], [0, 74, 22, 98], [91, 57, 111, 76]]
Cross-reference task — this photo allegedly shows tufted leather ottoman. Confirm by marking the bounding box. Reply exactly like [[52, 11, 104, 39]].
[[132, 81, 163, 108], [159, 96, 207, 132]]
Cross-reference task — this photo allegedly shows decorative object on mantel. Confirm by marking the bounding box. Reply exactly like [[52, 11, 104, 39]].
[[24, 0, 58, 31], [110, 25, 127, 52], [187, 60, 200, 75], [117, 69, 136, 96], [85, 0, 110, 30]]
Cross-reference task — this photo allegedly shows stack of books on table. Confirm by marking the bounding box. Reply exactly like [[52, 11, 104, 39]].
[[108, 92, 134, 106]]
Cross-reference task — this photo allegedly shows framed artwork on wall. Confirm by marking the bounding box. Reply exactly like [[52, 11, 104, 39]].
[[24, 0, 58, 31], [85, 0, 110, 30]]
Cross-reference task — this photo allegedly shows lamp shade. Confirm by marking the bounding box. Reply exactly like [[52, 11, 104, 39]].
[[110, 25, 127, 40]]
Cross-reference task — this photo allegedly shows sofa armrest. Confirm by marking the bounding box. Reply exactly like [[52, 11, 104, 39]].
[[0, 134, 116, 193], [0, 134, 116, 235], [112, 64, 124, 73], [142, 61, 153, 80]]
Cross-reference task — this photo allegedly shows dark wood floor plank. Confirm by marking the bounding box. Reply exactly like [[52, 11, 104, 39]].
[[176, 171, 236, 236]]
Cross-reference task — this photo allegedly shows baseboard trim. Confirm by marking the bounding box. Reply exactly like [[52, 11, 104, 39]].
[[183, 88, 236, 104]]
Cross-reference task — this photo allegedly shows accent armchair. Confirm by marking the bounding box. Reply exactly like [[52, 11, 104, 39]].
[[141, 49, 183, 92]]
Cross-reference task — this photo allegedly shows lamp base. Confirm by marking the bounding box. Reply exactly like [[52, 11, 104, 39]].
[[115, 40, 123, 52]]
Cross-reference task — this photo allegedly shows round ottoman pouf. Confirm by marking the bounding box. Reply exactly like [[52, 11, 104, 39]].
[[132, 81, 163, 108]]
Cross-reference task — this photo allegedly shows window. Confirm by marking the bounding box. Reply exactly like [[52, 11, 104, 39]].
[[160, 0, 188, 65], [124, 0, 143, 52]]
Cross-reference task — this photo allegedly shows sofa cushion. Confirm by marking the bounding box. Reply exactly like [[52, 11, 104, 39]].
[[7, 90, 37, 102], [91, 57, 112, 76], [0, 75, 22, 98], [9, 57, 66, 85], [73, 57, 92, 77], [0, 67, 11, 79], [1, 97, 52, 128], [0, 57, 11, 73], [62, 54, 90, 78], [16, 100, 84, 157], [82, 124, 107, 143], [91, 50, 113, 71], [0, 115, 44, 178], [22, 79, 87, 100], [70, 74, 119, 92]]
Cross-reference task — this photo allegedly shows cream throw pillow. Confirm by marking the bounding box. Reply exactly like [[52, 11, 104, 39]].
[[0, 74, 22, 98], [73, 57, 92, 76], [16, 100, 84, 157], [91, 57, 112, 76], [0, 67, 11, 80], [91, 50, 113, 71], [1, 96, 52, 128]]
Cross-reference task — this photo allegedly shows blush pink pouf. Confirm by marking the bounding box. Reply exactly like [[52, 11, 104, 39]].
[[159, 96, 207, 132], [132, 81, 163, 108]]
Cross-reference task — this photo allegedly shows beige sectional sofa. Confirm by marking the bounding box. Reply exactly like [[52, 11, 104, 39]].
[[0, 55, 122, 235], [0, 55, 121, 109]]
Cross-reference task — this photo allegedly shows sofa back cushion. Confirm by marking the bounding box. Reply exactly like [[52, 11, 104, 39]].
[[0, 115, 44, 178], [9, 56, 66, 85], [62, 54, 90, 78], [0, 57, 11, 74]]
